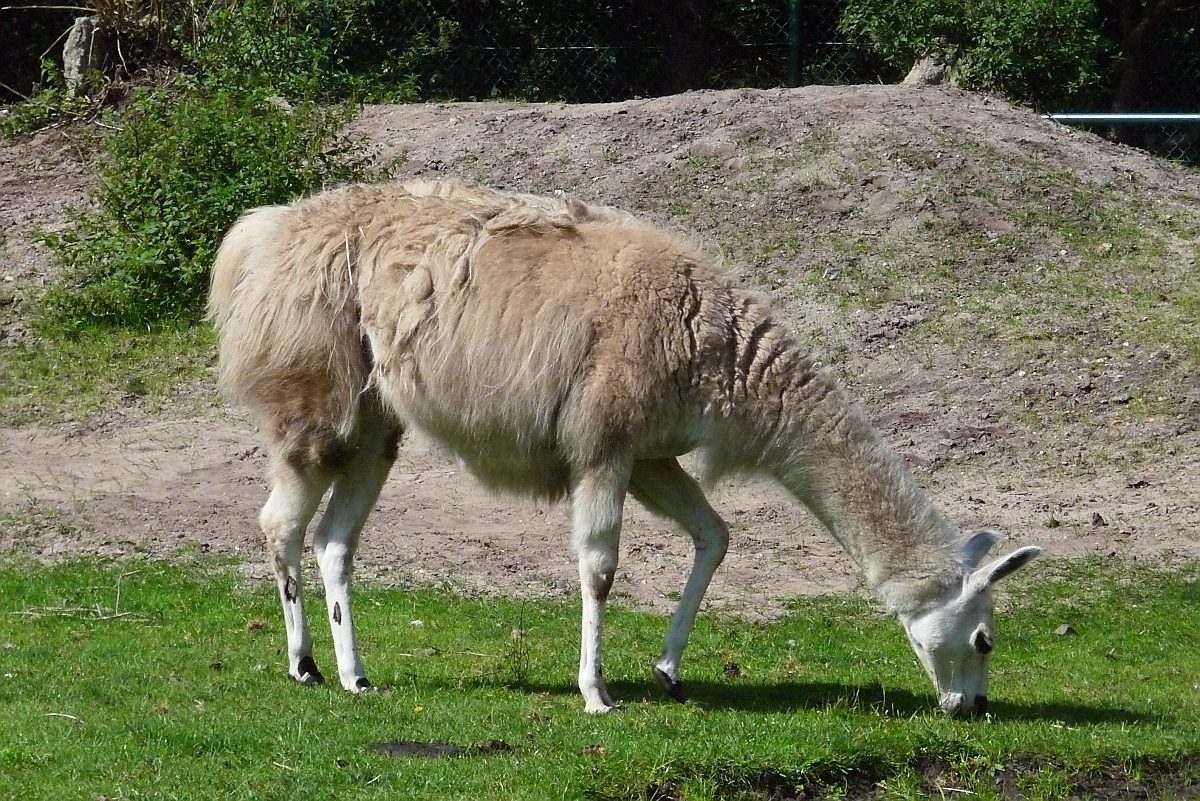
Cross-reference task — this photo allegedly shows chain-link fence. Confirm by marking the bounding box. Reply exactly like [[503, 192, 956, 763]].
[[400, 0, 886, 104], [386, 0, 1197, 165], [3, 0, 1196, 164], [1055, 118, 1200, 165], [1142, 123, 1200, 163], [1052, 7, 1200, 166]]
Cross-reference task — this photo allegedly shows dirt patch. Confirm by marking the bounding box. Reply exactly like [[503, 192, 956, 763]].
[[0, 414, 862, 615], [711, 754, 1200, 801], [2, 85, 1198, 618], [0, 127, 94, 345]]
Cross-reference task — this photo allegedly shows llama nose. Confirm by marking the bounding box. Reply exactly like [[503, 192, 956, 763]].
[[940, 693, 971, 718], [973, 695, 988, 716]]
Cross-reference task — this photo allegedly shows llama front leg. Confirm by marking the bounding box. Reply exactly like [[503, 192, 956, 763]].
[[570, 461, 631, 714], [628, 458, 729, 702], [261, 462, 333, 685], [312, 428, 399, 691]]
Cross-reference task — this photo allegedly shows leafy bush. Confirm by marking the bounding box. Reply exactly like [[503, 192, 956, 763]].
[[0, 60, 98, 138], [37, 84, 371, 333], [839, 0, 1112, 109], [184, 0, 425, 102], [14, 0, 431, 336]]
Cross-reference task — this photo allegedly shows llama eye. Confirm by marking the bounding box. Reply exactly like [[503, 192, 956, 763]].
[[972, 631, 994, 654]]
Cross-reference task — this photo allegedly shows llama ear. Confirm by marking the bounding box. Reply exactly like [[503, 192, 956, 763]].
[[967, 546, 1043, 594], [961, 528, 1001, 570]]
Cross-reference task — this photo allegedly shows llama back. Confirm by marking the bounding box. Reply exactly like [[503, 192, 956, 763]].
[[353, 191, 608, 489], [353, 184, 727, 491], [209, 178, 744, 482], [400, 177, 639, 228], [206, 180, 593, 473]]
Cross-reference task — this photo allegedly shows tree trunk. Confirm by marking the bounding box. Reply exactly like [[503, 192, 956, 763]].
[[1109, 0, 1185, 142], [648, 0, 716, 95]]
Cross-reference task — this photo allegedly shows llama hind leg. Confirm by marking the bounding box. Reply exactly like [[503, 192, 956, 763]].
[[570, 460, 631, 714], [261, 461, 334, 685], [628, 458, 729, 702], [312, 426, 400, 692]]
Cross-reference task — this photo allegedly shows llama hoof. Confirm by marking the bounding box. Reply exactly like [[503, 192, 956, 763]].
[[585, 701, 625, 714], [290, 656, 325, 686], [351, 677, 385, 693], [653, 667, 686, 703], [290, 670, 325, 686]]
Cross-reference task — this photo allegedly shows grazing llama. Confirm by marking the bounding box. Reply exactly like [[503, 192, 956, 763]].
[[208, 179, 1040, 717]]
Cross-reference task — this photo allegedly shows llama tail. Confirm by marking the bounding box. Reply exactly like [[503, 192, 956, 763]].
[[207, 203, 372, 448], [206, 205, 290, 332]]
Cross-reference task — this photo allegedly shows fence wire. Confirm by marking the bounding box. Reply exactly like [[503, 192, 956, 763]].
[[405, 0, 885, 103], [1092, 123, 1200, 165], [394, 0, 1197, 166], [6, 0, 1196, 165]]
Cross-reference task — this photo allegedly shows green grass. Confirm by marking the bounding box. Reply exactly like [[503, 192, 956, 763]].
[[0, 326, 217, 427], [0, 558, 1196, 799]]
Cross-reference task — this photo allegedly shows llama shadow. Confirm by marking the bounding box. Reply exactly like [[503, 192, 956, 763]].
[[519, 678, 1156, 726]]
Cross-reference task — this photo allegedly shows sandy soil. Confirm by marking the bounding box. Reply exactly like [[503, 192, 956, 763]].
[[2, 85, 1198, 618]]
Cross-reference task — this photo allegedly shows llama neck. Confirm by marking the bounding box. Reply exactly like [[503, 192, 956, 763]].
[[774, 370, 964, 613], [710, 342, 966, 615], [691, 289, 966, 614]]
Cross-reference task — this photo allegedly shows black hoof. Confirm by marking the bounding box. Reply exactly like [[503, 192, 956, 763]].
[[653, 667, 686, 703], [290, 672, 325, 686], [355, 677, 373, 691], [291, 656, 325, 686]]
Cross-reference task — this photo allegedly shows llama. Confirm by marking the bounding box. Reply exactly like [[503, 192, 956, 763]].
[[208, 179, 1041, 717]]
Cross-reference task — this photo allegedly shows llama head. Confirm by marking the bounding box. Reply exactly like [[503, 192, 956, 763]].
[[899, 529, 1042, 718]]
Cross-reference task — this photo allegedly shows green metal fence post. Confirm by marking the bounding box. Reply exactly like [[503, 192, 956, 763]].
[[788, 0, 803, 87]]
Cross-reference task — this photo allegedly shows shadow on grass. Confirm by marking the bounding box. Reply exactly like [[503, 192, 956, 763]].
[[509, 677, 1156, 726]]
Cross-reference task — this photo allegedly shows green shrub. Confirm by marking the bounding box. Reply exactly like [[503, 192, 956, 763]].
[[16, 0, 436, 337], [36, 84, 371, 333], [839, 0, 1111, 109], [184, 0, 430, 102], [0, 59, 98, 138]]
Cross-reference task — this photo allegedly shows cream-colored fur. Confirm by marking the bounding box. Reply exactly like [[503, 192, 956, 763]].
[[209, 179, 1040, 715]]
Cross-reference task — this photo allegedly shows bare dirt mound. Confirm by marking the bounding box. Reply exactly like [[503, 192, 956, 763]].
[[2, 85, 1198, 617]]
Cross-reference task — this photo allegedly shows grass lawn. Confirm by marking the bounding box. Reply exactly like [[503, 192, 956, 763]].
[[0, 557, 1196, 800]]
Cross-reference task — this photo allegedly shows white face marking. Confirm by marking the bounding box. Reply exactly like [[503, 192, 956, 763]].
[[900, 542, 1042, 717], [904, 590, 995, 717]]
